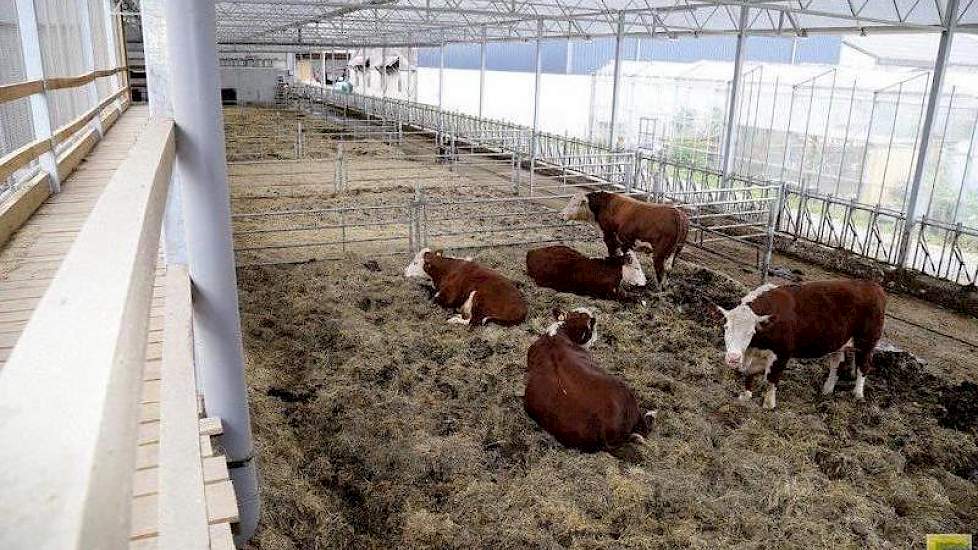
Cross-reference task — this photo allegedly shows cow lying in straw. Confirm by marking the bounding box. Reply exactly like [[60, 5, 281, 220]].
[[525, 308, 655, 451], [525, 245, 646, 300], [404, 248, 527, 328]]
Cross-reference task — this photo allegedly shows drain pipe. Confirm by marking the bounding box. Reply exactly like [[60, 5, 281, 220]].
[[161, 0, 260, 544]]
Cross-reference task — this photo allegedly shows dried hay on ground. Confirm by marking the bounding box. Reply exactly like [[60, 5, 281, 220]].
[[238, 246, 978, 549]]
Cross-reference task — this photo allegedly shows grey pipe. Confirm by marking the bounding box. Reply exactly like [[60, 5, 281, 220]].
[[161, 0, 260, 544]]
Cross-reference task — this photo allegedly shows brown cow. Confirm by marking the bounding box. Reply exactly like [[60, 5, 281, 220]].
[[525, 308, 655, 451], [717, 280, 886, 409], [525, 245, 646, 300], [560, 191, 689, 288], [404, 248, 527, 328]]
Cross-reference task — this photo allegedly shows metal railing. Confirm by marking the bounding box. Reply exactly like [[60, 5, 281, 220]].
[[284, 82, 977, 286]]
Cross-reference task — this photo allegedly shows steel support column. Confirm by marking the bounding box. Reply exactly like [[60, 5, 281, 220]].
[[608, 12, 625, 149], [381, 45, 388, 99], [721, 5, 750, 182], [14, 0, 60, 192], [438, 41, 445, 137], [161, 0, 260, 544], [899, 0, 960, 266], [77, 0, 104, 138], [322, 50, 327, 85], [479, 27, 487, 118], [530, 19, 543, 194]]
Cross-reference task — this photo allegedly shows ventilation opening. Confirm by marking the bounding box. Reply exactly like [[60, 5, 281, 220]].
[[221, 88, 238, 105]]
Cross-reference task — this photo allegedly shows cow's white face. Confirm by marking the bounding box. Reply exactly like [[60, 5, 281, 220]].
[[403, 248, 431, 280], [561, 192, 593, 223], [718, 304, 769, 369], [621, 251, 647, 287]]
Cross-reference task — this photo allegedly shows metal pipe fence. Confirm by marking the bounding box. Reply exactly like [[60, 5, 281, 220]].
[[281, 82, 977, 286]]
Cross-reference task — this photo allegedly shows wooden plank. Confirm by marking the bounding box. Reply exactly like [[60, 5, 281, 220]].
[[56, 129, 99, 181], [130, 535, 158, 550], [204, 481, 240, 525], [208, 523, 235, 550], [202, 456, 230, 484], [158, 264, 210, 549], [200, 436, 214, 458], [136, 443, 159, 470], [0, 136, 53, 182], [142, 380, 161, 404], [132, 467, 159, 497], [140, 402, 161, 423], [0, 118, 175, 549], [0, 173, 52, 250], [130, 493, 159, 539], [44, 71, 97, 90], [199, 417, 223, 437], [0, 79, 43, 103], [138, 420, 161, 445]]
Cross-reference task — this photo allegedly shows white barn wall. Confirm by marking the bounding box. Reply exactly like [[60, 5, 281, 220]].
[[417, 67, 593, 139], [220, 68, 285, 104]]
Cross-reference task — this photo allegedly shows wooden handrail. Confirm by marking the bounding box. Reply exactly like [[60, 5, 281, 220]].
[[0, 66, 127, 102], [0, 86, 129, 183], [0, 118, 175, 549]]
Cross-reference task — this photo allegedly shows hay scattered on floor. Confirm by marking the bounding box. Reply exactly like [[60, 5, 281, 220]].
[[238, 247, 978, 549]]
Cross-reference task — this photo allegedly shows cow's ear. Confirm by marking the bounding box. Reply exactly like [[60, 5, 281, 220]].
[[433, 249, 444, 256], [552, 307, 564, 321], [714, 304, 728, 318], [757, 314, 776, 330]]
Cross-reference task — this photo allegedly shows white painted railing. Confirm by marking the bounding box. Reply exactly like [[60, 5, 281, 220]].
[[0, 118, 175, 549]]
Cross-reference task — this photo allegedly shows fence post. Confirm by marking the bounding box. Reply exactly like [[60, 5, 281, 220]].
[[334, 142, 344, 192], [14, 0, 61, 192], [761, 183, 785, 283]]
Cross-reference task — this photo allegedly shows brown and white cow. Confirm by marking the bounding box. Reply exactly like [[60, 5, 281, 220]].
[[524, 308, 655, 451], [404, 248, 527, 328], [561, 191, 689, 288], [717, 279, 886, 409], [525, 245, 646, 300]]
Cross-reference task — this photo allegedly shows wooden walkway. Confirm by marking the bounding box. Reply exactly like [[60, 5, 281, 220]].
[[0, 105, 237, 549]]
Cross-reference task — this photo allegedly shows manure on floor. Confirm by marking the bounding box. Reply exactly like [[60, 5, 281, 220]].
[[238, 245, 978, 550]]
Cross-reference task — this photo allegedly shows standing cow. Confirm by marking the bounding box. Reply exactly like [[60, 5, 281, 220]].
[[717, 279, 886, 409], [525, 308, 655, 451], [526, 245, 646, 300], [404, 248, 527, 328], [561, 191, 689, 288]]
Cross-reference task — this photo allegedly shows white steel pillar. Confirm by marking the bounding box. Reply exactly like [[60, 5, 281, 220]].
[[479, 27, 487, 118], [608, 12, 625, 149], [15, 0, 60, 193], [77, 0, 104, 137], [381, 45, 388, 99], [899, 0, 960, 266], [101, 0, 123, 105], [160, 0, 259, 544], [530, 19, 543, 194], [565, 28, 573, 74], [721, 5, 750, 180], [438, 41, 445, 134]]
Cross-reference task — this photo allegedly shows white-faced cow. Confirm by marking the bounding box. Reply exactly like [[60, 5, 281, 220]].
[[717, 280, 886, 409], [404, 248, 527, 328], [525, 245, 646, 300], [561, 191, 689, 288], [525, 308, 655, 451]]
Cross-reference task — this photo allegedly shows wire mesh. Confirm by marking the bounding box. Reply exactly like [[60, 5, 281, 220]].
[[0, 0, 37, 199]]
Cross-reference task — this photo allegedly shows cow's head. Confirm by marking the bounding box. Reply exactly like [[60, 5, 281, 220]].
[[716, 304, 774, 370], [548, 307, 597, 348], [561, 192, 594, 223], [404, 248, 440, 280], [621, 251, 647, 287]]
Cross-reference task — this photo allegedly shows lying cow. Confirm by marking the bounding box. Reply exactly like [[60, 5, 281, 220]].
[[525, 245, 646, 300], [561, 191, 689, 288], [525, 308, 655, 451], [717, 279, 886, 409], [404, 248, 527, 328]]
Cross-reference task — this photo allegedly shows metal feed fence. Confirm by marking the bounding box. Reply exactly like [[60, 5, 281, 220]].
[[229, 84, 779, 279], [289, 82, 978, 286]]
